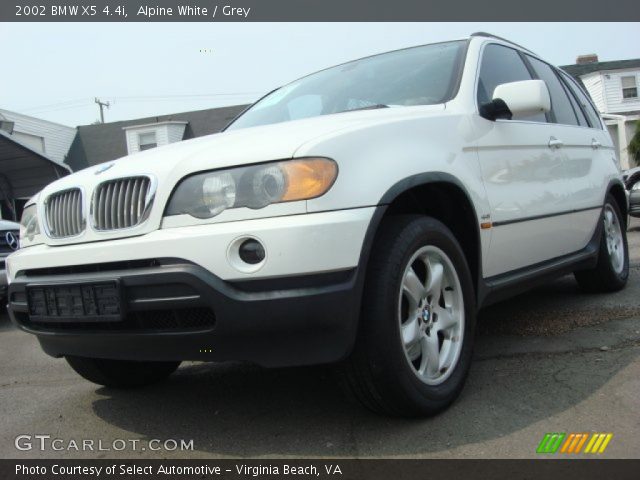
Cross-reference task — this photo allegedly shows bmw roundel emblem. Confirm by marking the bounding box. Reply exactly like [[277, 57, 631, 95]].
[[94, 162, 115, 175]]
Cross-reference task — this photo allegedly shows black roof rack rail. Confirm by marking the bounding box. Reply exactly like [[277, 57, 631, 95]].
[[470, 32, 537, 55]]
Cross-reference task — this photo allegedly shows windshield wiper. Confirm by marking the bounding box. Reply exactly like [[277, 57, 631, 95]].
[[338, 104, 389, 114]]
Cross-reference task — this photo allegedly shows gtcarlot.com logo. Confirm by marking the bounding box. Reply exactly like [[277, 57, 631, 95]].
[[536, 432, 613, 454], [15, 435, 194, 452]]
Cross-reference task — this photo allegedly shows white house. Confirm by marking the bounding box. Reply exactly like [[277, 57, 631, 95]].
[[123, 120, 188, 155], [0, 108, 76, 164], [65, 105, 246, 171], [0, 109, 73, 220], [562, 56, 640, 169]]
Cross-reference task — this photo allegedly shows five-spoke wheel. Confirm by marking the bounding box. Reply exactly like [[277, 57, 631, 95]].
[[342, 215, 475, 417], [603, 203, 624, 274], [575, 195, 628, 293], [399, 246, 464, 385]]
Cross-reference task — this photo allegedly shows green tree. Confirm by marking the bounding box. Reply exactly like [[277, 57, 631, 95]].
[[629, 121, 640, 167]]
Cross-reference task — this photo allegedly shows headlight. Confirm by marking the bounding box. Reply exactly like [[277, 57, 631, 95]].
[[632, 182, 640, 191], [166, 158, 338, 219], [19, 204, 42, 247]]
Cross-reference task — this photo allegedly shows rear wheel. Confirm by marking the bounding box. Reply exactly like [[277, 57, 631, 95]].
[[342, 216, 476, 417], [66, 356, 180, 388], [574, 195, 629, 293]]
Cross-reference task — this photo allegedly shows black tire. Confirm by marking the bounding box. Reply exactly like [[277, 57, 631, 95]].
[[574, 195, 629, 293], [341, 215, 476, 417], [66, 356, 180, 388]]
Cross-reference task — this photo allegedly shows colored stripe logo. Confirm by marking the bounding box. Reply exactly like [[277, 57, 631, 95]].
[[537, 433, 613, 454], [583, 433, 614, 454], [537, 433, 566, 453]]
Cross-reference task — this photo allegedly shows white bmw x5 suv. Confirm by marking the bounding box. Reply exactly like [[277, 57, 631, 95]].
[[6, 33, 629, 416]]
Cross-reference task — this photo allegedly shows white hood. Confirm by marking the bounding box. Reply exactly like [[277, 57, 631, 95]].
[[46, 104, 446, 193]]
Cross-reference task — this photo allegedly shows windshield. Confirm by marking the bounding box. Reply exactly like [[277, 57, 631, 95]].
[[227, 40, 466, 130]]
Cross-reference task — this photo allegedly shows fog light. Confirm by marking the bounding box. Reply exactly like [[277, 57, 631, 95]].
[[238, 239, 265, 265]]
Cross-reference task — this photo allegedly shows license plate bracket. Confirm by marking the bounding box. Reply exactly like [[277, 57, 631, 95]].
[[27, 280, 123, 323]]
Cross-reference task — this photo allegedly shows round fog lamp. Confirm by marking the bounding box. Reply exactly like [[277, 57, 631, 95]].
[[238, 239, 266, 265]]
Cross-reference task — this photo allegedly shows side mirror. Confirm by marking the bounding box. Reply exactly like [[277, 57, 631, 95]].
[[480, 79, 551, 121]]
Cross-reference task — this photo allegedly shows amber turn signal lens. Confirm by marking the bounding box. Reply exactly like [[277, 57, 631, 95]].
[[281, 158, 338, 201]]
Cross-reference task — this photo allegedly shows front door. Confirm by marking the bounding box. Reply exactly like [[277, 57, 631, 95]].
[[474, 43, 575, 278]]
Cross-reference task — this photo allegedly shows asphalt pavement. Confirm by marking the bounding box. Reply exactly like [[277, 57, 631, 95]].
[[1, 220, 639, 459]]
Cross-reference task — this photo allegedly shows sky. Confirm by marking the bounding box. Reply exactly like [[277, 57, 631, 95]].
[[1, 22, 639, 127]]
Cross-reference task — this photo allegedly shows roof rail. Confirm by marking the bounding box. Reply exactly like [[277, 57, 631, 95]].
[[470, 32, 536, 55]]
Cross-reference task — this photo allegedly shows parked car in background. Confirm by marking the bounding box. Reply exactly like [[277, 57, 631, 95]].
[[5, 33, 629, 416], [1, 219, 20, 301], [624, 166, 640, 218]]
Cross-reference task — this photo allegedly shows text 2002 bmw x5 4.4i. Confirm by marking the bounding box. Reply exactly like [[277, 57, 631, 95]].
[[6, 33, 629, 416]]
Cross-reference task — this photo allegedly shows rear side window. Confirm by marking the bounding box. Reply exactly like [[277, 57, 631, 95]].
[[526, 56, 578, 126], [559, 72, 603, 129], [477, 44, 545, 122], [562, 80, 589, 127]]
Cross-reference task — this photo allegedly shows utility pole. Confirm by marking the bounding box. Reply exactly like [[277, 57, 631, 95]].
[[94, 97, 110, 123]]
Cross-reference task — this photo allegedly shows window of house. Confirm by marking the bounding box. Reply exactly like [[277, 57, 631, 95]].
[[622, 75, 638, 99], [138, 131, 157, 151], [13, 131, 45, 153], [477, 44, 546, 122]]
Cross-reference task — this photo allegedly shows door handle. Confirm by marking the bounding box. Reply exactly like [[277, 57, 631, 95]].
[[592, 139, 602, 149], [548, 137, 564, 149]]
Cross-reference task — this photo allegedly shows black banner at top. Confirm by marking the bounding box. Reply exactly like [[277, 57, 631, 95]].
[[2, 0, 640, 22]]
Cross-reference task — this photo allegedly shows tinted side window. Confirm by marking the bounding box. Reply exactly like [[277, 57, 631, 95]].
[[560, 72, 603, 129], [477, 44, 545, 122], [526, 56, 578, 126], [562, 79, 589, 127]]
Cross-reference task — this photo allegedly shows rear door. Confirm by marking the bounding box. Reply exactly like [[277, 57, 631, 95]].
[[474, 43, 572, 278], [522, 55, 604, 255], [558, 70, 616, 217]]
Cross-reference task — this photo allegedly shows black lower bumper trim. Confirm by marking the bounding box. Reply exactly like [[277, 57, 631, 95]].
[[0, 267, 6, 299], [7, 261, 361, 368]]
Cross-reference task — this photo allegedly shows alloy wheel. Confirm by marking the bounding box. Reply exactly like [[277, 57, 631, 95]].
[[398, 245, 464, 385], [603, 204, 624, 274]]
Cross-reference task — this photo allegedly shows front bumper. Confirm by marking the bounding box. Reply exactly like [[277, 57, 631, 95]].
[[1, 255, 8, 298], [7, 261, 362, 367], [6, 208, 378, 367], [6, 208, 374, 282]]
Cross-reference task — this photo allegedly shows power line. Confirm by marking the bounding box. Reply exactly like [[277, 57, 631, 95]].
[[22, 92, 264, 112], [109, 95, 260, 105], [18, 92, 264, 115], [20, 98, 92, 113], [24, 103, 95, 115], [111, 92, 262, 100]]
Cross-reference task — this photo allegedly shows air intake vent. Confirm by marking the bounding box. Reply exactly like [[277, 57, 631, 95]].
[[44, 189, 85, 238], [92, 176, 153, 231]]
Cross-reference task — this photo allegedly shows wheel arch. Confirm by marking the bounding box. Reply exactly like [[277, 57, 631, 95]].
[[358, 173, 482, 303], [607, 178, 628, 228]]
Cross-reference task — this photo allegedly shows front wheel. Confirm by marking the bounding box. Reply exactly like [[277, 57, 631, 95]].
[[574, 195, 629, 293], [341, 216, 476, 417], [66, 356, 181, 388]]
